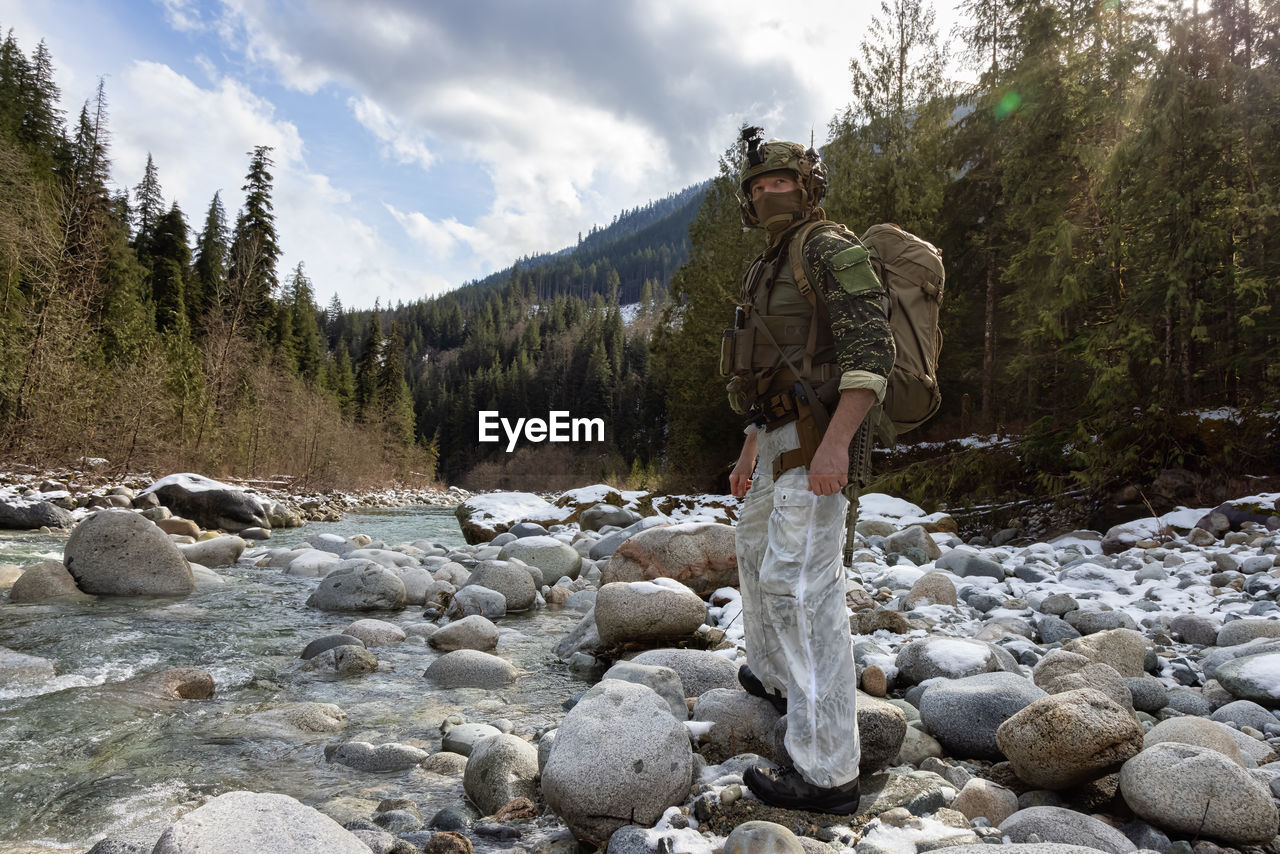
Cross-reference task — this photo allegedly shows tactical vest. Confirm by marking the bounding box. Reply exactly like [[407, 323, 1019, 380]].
[[720, 224, 842, 411]]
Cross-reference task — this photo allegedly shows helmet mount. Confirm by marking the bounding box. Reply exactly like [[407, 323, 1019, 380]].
[[736, 125, 828, 229]]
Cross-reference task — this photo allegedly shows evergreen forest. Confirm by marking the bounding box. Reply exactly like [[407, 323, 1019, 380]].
[[0, 0, 1276, 514]]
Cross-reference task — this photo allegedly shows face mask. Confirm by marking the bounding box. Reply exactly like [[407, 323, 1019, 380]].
[[754, 188, 804, 237]]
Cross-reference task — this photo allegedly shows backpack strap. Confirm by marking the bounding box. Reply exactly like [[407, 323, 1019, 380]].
[[786, 220, 844, 381]]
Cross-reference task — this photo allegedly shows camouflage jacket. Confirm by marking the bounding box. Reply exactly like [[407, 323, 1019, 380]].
[[746, 217, 895, 402]]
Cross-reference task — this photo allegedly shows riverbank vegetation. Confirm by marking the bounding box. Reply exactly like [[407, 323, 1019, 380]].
[[0, 0, 1277, 514]]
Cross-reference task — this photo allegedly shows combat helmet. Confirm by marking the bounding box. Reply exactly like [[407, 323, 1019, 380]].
[[737, 125, 828, 227]]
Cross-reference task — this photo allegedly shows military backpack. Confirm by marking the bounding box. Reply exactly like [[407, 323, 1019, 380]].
[[785, 220, 945, 444]]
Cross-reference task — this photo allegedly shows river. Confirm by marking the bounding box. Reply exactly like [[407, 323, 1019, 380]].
[[0, 506, 585, 853]]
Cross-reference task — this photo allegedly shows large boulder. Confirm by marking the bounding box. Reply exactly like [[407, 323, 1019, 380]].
[[919, 672, 1047, 759], [600, 661, 687, 720], [8, 560, 91, 602], [542, 679, 693, 846], [601, 523, 737, 597], [305, 562, 406, 612], [64, 509, 194, 596], [462, 734, 539, 814], [996, 688, 1144, 789], [497, 536, 581, 583], [151, 790, 370, 854], [0, 498, 74, 530], [1120, 742, 1279, 845], [454, 492, 563, 544], [140, 473, 269, 532], [463, 560, 537, 611], [594, 579, 707, 647]]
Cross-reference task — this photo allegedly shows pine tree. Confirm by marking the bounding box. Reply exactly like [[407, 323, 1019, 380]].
[[191, 192, 228, 333], [354, 308, 383, 420], [377, 322, 416, 446], [825, 0, 953, 233], [328, 339, 357, 418], [149, 201, 191, 334], [227, 145, 280, 339], [287, 263, 325, 383], [132, 153, 164, 256]]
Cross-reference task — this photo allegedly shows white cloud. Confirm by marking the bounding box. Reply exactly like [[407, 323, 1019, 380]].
[[349, 95, 435, 171], [202, 0, 965, 290], [110, 60, 439, 306]]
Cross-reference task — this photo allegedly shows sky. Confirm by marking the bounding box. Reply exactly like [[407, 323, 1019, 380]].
[[0, 0, 964, 310]]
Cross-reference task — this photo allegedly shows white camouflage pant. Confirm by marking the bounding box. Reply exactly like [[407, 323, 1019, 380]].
[[736, 421, 860, 788]]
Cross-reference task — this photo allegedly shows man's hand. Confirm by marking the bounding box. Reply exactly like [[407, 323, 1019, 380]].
[[730, 431, 758, 498], [806, 387, 876, 496], [808, 439, 849, 496]]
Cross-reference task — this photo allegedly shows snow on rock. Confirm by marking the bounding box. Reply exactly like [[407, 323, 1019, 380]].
[[454, 492, 569, 544]]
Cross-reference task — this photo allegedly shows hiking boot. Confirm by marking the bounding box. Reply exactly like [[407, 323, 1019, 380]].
[[743, 764, 861, 815], [738, 664, 787, 715]]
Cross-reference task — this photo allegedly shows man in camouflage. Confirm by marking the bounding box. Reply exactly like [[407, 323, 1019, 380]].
[[726, 129, 894, 814]]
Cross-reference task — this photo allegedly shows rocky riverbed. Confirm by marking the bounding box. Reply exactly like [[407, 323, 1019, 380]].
[[1, 480, 1280, 854]]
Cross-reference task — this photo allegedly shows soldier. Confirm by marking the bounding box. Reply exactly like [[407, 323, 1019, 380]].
[[724, 128, 894, 814]]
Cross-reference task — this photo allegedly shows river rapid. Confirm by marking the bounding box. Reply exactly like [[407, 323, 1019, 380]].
[[0, 506, 584, 853]]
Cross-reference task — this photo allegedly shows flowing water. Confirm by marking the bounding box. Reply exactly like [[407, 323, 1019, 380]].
[[0, 506, 586, 853]]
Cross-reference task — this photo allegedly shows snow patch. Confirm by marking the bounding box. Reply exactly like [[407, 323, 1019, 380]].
[[922, 638, 992, 675]]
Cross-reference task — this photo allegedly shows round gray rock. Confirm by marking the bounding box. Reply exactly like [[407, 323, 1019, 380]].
[[424, 650, 519, 688], [0, 498, 74, 530], [1217, 618, 1280, 647], [177, 536, 246, 568], [447, 585, 506, 619], [999, 807, 1136, 854], [919, 672, 1047, 759], [305, 562, 406, 612], [441, 723, 502, 756], [581, 503, 643, 532], [628, 648, 744, 698], [9, 560, 90, 602], [594, 579, 707, 646], [896, 637, 1018, 684], [1120, 742, 1279, 845], [1214, 651, 1280, 706], [723, 820, 805, 854], [324, 741, 429, 772], [462, 733, 539, 814], [151, 790, 369, 854], [692, 688, 783, 762], [601, 522, 738, 597], [342, 619, 405, 647], [1210, 699, 1278, 731], [430, 615, 500, 652], [498, 536, 581, 583], [65, 509, 194, 596], [601, 661, 688, 720], [542, 679, 693, 846], [464, 560, 537, 611]]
